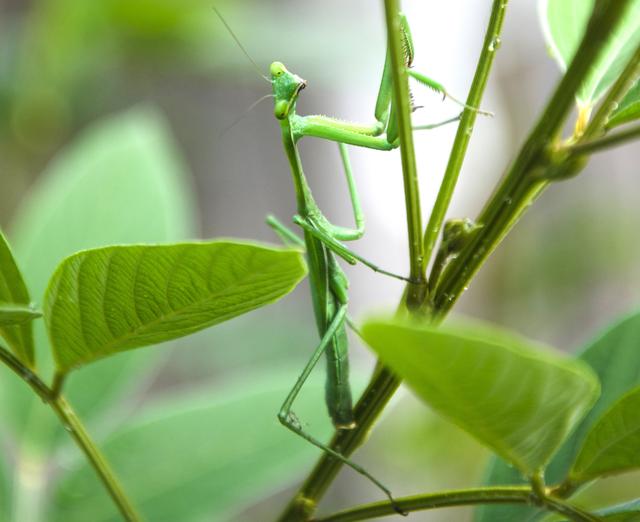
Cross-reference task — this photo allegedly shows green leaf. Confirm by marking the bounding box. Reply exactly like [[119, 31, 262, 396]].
[[607, 79, 640, 128], [476, 310, 640, 522], [0, 230, 36, 367], [570, 385, 640, 481], [45, 242, 306, 373], [540, 0, 640, 105], [1, 107, 197, 446], [556, 498, 640, 521], [0, 303, 41, 326], [51, 373, 333, 522], [361, 317, 600, 476], [597, 498, 640, 521], [10, 107, 195, 300]]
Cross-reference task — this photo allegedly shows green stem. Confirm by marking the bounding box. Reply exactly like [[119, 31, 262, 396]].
[[49, 397, 141, 521], [432, 0, 635, 314], [568, 121, 640, 155], [312, 486, 598, 522], [51, 370, 66, 399], [0, 345, 141, 522], [0, 345, 50, 400], [383, 0, 425, 309], [550, 477, 583, 501], [422, 0, 508, 275]]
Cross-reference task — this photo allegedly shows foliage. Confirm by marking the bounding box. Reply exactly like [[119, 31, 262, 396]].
[[0, 1, 639, 522]]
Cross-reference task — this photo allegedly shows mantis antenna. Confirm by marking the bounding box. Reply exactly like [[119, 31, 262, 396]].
[[218, 93, 275, 138], [212, 6, 271, 83]]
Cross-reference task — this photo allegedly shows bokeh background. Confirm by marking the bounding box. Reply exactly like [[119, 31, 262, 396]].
[[0, 1, 639, 521]]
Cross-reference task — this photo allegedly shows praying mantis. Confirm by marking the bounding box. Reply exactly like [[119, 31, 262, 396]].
[[215, 8, 487, 505]]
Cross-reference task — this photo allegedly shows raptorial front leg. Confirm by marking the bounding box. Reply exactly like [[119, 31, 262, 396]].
[[288, 14, 415, 150], [407, 69, 494, 116], [292, 115, 396, 150]]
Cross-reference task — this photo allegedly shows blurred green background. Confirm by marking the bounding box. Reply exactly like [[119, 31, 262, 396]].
[[1, 1, 639, 521]]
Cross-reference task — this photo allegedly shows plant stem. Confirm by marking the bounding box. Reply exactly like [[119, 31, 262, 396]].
[[312, 486, 598, 522], [0, 345, 141, 522], [51, 370, 66, 398], [313, 486, 531, 522], [422, 0, 508, 275], [383, 0, 425, 308], [0, 345, 50, 400], [432, 0, 635, 314], [49, 397, 141, 521], [568, 121, 640, 155]]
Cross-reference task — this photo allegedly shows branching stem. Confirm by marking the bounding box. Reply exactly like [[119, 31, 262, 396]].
[[276, 2, 639, 521], [312, 486, 598, 522], [0, 345, 141, 522], [422, 0, 508, 277]]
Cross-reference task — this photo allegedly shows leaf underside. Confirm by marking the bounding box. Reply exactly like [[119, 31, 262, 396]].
[[361, 318, 599, 476], [476, 310, 640, 522], [540, 0, 640, 105]]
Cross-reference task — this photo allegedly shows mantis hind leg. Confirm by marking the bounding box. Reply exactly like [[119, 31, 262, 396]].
[[277, 304, 402, 510], [266, 214, 305, 247], [292, 215, 413, 283], [414, 113, 464, 131]]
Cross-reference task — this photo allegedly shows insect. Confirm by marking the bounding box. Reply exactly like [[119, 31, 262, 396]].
[[215, 7, 488, 505]]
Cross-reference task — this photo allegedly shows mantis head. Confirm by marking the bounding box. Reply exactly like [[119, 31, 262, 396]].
[[270, 61, 307, 120]]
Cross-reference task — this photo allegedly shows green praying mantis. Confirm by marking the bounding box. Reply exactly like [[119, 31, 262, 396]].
[[215, 7, 489, 505]]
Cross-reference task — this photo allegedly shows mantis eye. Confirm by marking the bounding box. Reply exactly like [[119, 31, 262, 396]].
[[270, 61, 286, 78], [274, 100, 288, 119]]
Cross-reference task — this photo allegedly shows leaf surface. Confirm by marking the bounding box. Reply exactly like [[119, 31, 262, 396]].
[[1, 107, 197, 446], [571, 385, 640, 481], [607, 79, 640, 128], [45, 242, 306, 373]]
